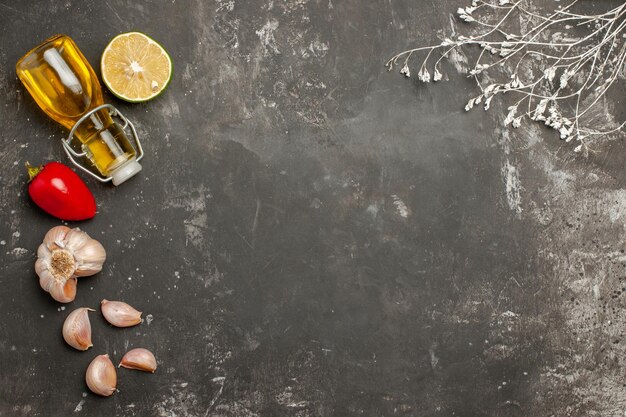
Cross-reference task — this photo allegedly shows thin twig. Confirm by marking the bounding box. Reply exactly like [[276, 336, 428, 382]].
[[386, 0, 625, 148]]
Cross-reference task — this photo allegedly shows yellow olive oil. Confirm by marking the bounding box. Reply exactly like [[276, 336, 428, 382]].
[[16, 35, 137, 178]]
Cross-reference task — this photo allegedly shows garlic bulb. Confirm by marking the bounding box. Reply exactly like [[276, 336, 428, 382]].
[[35, 226, 106, 303], [86, 354, 117, 396], [63, 307, 95, 351], [101, 300, 142, 327], [119, 348, 157, 373]]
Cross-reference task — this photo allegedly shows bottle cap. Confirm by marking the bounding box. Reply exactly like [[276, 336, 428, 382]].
[[111, 159, 142, 186]]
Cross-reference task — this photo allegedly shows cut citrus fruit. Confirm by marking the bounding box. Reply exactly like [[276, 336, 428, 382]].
[[101, 32, 172, 102]]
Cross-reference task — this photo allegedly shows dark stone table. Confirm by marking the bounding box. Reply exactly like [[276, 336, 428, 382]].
[[1, 0, 624, 416]]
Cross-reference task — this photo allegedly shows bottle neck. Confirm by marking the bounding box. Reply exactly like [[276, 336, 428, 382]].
[[73, 108, 114, 144], [69, 107, 138, 177]]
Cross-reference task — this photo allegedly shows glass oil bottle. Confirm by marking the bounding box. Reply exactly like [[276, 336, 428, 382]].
[[16, 34, 143, 185]]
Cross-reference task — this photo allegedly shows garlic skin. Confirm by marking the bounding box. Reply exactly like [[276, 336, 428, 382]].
[[63, 307, 95, 351], [101, 300, 142, 327], [119, 348, 157, 373], [35, 226, 106, 303], [85, 354, 117, 396]]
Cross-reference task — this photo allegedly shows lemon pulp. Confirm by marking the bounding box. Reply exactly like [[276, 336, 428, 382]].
[[101, 32, 172, 102]]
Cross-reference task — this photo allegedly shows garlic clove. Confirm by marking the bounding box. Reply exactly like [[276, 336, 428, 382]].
[[85, 354, 117, 396], [37, 242, 51, 260], [63, 307, 95, 351], [63, 228, 90, 252], [48, 277, 77, 303], [73, 244, 106, 277], [101, 300, 142, 327], [42, 225, 70, 251], [119, 348, 157, 373], [36, 260, 55, 292], [65, 229, 106, 277]]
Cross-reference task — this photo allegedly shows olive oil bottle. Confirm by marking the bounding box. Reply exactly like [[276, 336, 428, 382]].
[[16, 34, 142, 185]]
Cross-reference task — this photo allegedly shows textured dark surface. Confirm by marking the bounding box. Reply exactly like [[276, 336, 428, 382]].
[[1, 0, 625, 416]]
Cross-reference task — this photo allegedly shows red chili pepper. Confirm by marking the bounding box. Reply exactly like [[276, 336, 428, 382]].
[[26, 162, 97, 221]]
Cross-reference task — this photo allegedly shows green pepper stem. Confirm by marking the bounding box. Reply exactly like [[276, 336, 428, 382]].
[[26, 162, 43, 182]]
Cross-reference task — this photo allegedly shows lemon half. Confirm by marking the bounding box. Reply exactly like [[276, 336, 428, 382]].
[[101, 32, 172, 102]]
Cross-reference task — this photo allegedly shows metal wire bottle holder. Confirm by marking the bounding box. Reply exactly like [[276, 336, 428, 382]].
[[62, 104, 144, 182]]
